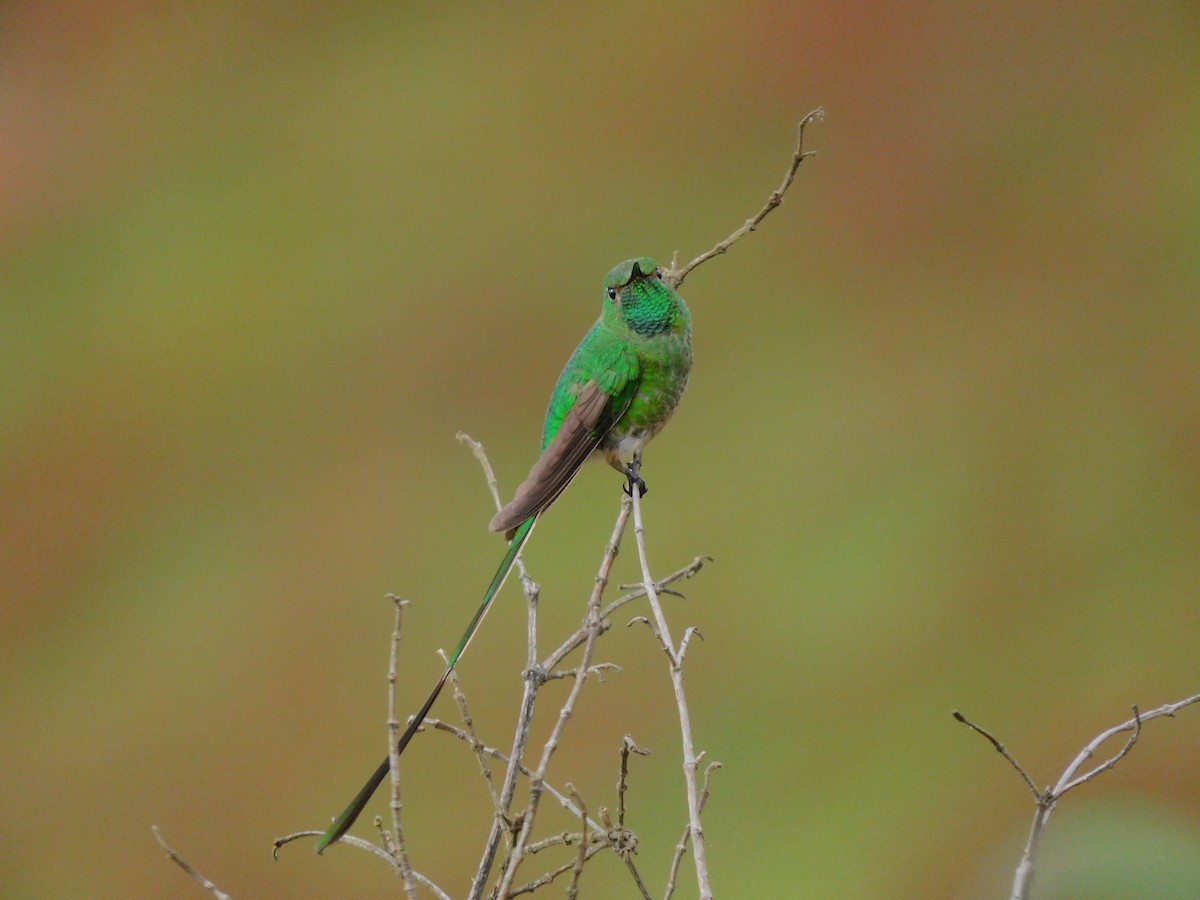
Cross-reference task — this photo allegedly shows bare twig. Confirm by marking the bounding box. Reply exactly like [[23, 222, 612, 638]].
[[274, 829, 395, 867], [504, 843, 609, 897], [952, 710, 1040, 800], [566, 785, 589, 899], [628, 472, 714, 900], [443, 651, 501, 809], [664, 107, 824, 291], [697, 761, 722, 815], [153, 826, 232, 900], [272, 830, 452, 898], [458, 432, 538, 595], [617, 735, 650, 829], [545, 662, 623, 682], [955, 693, 1200, 900], [665, 762, 722, 900], [385, 595, 419, 897], [622, 855, 654, 900], [612, 736, 655, 900], [524, 832, 584, 855]]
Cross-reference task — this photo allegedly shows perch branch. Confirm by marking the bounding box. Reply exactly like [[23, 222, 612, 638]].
[[629, 477, 714, 899]]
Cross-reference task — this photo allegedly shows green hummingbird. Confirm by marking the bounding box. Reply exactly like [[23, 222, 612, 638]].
[[316, 256, 692, 853]]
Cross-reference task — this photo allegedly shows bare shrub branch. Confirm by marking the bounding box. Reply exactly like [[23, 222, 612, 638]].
[[629, 471, 716, 899], [955, 693, 1200, 900]]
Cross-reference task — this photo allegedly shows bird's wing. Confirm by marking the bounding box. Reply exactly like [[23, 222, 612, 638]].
[[489, 380, 632, 537]]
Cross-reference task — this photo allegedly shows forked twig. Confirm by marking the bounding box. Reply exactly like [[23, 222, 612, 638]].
[[955, 693, 1200, 900]]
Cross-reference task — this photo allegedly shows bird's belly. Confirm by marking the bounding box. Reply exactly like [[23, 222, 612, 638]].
[[606, 429, 653, 458]]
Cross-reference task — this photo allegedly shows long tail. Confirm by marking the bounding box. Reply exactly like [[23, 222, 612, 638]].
[[316, 515, 538, 853]]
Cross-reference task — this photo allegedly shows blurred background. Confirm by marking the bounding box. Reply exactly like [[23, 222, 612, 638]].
[[2, 3, 1198, 898]]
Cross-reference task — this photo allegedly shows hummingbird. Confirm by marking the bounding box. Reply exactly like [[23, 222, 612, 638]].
[[316, 256, 692, 852]]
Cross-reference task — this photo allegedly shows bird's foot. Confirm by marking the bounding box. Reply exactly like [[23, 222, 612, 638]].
[[621, 457, 648, 498]]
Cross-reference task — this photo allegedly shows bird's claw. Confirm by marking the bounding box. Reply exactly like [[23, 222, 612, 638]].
[[621, 459, 648, 497]]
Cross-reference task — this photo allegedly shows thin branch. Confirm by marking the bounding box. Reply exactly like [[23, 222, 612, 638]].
[[617, 735, 650, 829], [952, 710, 1041, 801], [545, 662, 623, 682], [524, 832, 583, 855], [665, 107, 824, 290], [629, 472, 714, 900], [504, 843, 609, 897], [153, 826, 232, 900], [386, 595, 419, 897], [663, 762, 721, 900], [663, 825, 688, 900], [613, 737, 655, 900], [458, 431, 539, 595], [274, 830, 395, 867], [566, 785, 589, 900], [697, 761, 722, 815], [442, 650, 501, 809], [622, 855, 654, 900]]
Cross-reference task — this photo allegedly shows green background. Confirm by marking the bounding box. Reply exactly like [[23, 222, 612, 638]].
[[3, 4, 1198, 898]]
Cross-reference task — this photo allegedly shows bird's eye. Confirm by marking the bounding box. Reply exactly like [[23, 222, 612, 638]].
[[606, 287, 617, 301], [654, 267, 663, 278]]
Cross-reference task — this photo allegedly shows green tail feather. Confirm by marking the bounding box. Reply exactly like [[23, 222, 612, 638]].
[[316, 515, 537, 853]]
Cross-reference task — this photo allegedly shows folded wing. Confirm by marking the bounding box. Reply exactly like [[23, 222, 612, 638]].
[[489, 381, 631, 538]]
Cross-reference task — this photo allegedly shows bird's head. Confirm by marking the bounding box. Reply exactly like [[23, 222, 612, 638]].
[[600, 257, 688, 338]]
